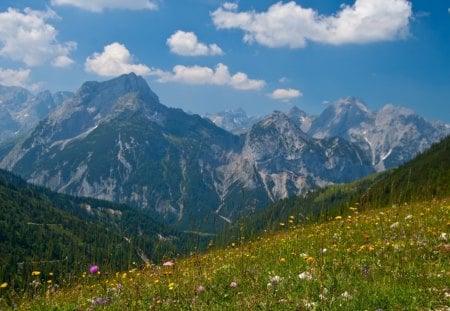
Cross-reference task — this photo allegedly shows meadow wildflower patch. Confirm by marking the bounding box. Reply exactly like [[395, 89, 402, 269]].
[[3, 199, 449, 310]]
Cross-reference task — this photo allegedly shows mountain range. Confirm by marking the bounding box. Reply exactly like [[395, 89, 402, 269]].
[[0, 74, 448, 231], [0, 74, 371, 230], [0, 85, 73, 144], [206, 97, 450, 171]]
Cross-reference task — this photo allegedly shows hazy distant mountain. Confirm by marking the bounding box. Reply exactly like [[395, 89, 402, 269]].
[[0, 74, 373, 230], [0, 85, 73, 144], [308, 97, 450, 171], [204, 108, 260, 134]]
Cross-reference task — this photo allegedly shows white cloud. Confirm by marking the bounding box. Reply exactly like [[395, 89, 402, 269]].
[[0, 8, 76, 67], [0, 68, 41, 90], [223, 2, 238, 11], [212, 0, 412, 48], [85, 42, 151, 77], [51, 0, 158, 12], [153, 63, 265, 90], [167, 31, 223, 56], [270, 88, 302, 101]]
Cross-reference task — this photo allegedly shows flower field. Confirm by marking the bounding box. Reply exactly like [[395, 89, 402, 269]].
[[2, 198, 449, 310]]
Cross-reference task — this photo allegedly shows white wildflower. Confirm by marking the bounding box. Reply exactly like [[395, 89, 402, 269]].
[[340, 291, 352, 300], [298, 271, 313, 280], [390, 222, 400, 229]]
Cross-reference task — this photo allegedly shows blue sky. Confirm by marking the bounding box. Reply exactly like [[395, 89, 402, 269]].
[[0, 0, 449, 122]]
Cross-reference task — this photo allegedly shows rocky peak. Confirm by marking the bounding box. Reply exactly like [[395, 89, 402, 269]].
[[286, 106, 315, 132], [310, 97, 374, 139]]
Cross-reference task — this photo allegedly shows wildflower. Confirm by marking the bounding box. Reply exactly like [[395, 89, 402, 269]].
[[298, 271, 313, 280], [440, 232, 447, 241], [321, 248, 327, 254], [196, 285, 205, 293], [302, 300, 317, 309], [0, 282, 7, 288], [31, 271, 41, 276], [279, 222, 285, 227], [163, 261, 175, 267], [335, 216, 342, 220], [270, 275, 281, 285], [340, 291, 352, 300], [390, 222, 400, 229], [48, 272, 54, 276], [279, 258, 286, 263], [404, 215, 413, 220], [91, 297, 112, 305], [306, 256, 315, 264], [89, 265, 99, 274], [230, 281, 237, 288], [168, 282, 175, 290], [362, 266, 371, 278]]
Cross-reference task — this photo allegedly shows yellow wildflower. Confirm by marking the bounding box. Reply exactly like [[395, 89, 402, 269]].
[[32, 271, 41, 276], [0, 282, 7, 288]]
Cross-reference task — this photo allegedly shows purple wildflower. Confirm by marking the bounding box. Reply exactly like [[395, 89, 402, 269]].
[[89, 265, 99, 274]]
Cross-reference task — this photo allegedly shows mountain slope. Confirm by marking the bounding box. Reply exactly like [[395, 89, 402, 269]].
[[204, 108, 260, 134], [0, 169, 189, 286], [0, 85, 72, 145], [309, 97, 450, 171], [230, 134, 450, 236]]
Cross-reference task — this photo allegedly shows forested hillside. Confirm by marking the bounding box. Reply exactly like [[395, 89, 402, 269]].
[[0, 169, 191, 288]]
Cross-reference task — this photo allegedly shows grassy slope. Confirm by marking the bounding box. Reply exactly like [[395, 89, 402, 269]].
[[8, 198, 449, 310]]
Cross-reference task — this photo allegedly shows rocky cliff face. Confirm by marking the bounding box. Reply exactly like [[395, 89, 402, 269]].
[[308, 97, 450, 171], [0, 74, 374, 230], [0, 85, 72, 144]]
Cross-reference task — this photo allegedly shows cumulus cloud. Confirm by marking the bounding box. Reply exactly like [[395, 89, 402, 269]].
[[153, 63, 265, 90], [51, 0, 158, 12], [167, 31, 223, 56], [212, 0, 412, 48], [223, 2, 238, 11], [85, 42, 151, 77], [0, 67, 42, 90], [0, 8, 76, 67], [270, 88, 302, 101]]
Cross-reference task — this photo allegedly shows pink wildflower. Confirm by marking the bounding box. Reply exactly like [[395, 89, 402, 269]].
[[89, 265, 99, 274], [162, 261, 175, 267]]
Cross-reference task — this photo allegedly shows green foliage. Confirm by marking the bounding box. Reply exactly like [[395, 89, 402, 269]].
[[0, 169, 194, 290]]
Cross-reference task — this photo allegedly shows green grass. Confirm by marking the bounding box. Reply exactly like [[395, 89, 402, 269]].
[[2, 198, 449, 310]]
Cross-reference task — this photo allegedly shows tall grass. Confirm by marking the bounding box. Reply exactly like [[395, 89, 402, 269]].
[[3, 198, 449, 310]]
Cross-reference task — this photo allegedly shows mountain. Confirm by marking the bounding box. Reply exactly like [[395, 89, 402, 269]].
[[204, 108, 260, 134], [0, 74, 372, 231], [285, 106, 316, 133], [0, 85, 73, 144], [228, 132, 450, 240], [233, 111, 372, 200], [308, 97, 450, 171], [0, 168, 190, 286]]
